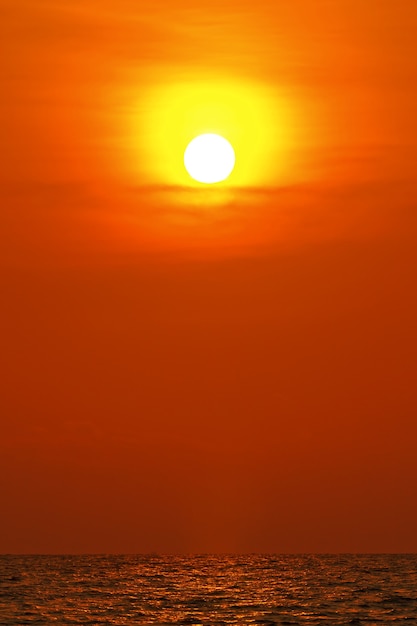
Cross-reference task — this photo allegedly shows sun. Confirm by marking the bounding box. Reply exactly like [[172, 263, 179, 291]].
[[184, 133, 235, 184]]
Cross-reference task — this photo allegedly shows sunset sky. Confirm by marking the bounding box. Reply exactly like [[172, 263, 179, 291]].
[[2, 0, 417, 553]]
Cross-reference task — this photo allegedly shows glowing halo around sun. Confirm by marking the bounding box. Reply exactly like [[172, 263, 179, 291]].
[[184, 134, 235, 184], [127, 74, 301, 194]]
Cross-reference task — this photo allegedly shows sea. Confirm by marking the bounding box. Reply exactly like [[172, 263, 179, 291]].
[[1, 554, 417, 625]]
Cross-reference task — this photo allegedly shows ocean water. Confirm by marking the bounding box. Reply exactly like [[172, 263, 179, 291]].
[[1, 554, 417, 625]]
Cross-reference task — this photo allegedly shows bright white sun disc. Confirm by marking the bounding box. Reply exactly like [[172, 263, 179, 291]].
[[184, 134, 235, 184]]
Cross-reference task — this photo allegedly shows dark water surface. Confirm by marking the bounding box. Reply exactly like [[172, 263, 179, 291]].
[[1, 554, 417, 625]]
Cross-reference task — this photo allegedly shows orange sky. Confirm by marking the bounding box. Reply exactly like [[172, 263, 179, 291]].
[[1, 0, 417, 553]]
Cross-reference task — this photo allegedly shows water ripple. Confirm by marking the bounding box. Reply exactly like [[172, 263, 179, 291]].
[[1, 555, 417, 625]]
